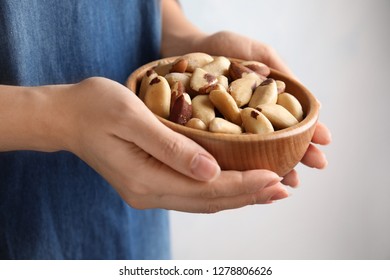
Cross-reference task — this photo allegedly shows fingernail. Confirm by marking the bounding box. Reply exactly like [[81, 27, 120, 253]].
[[326, 131, 332, 143], [264, 176, 283, 188], [270, 190, 289, 201], [323, 157, 329, 169], [191, 154, 221, 181], [316, 156, 328, 170]]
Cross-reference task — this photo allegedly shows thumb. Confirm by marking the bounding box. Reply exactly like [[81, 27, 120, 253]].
[[129, 105, 221, 182]]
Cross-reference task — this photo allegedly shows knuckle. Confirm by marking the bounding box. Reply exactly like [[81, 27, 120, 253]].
[[119, 177, 152, 199], [127, 197, 149, 210], [200, 184, 218, 199], [130, 185, 151, 197], [204, 200, 222, 214], [237, 172, 249, 193], [127, 180, 152, 197], [124, 189, 154, 210], [232, 172, 252, 195], [161, 137, 184, 159], [249, 193, 258, 205], [80, 76, 110, 90]]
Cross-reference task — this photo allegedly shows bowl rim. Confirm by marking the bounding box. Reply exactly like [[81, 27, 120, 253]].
[[126, 56, 320, 143]]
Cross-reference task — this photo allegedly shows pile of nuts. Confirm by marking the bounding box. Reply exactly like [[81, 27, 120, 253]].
[[138, 52, 304, 135]]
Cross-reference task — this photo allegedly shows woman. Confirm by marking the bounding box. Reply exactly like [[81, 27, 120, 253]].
[[0, 0, 330, 259]]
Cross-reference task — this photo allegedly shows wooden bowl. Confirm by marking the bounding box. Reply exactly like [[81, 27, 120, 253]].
[[126, 57, 320, 176]]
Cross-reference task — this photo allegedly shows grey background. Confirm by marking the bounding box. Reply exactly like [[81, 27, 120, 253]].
[[170, 0, 390, 259]]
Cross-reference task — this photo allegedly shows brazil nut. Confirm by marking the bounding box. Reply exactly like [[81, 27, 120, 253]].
[[144, 76, 171, 119], [256, 104, 299, 130], [137, 53, 308, 135], [228, 76, 258, 107], [209, 118, 243, 134], [249, 78, 278, 108], [201, 56, 231, 76], [185, 118, 207, 131], [191, 95, 215, 126], [169, 93, 192, 125], [139, 69, 158, 101], [180, 52, 214, 72], [209, 88, 242, 125], [277, 92, 304, 121], [241, 107, 274, 135], [190, 68, 218, 94]]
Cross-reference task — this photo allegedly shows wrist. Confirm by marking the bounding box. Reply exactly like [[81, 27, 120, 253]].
[[36, 84, 77, 152], [160, 0, 207, 57], [191, 31, 252, 59], [0, 84, 74, 152], [161, 31, 207, 57]]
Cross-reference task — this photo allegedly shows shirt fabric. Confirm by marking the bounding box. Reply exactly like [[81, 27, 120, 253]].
[[0, 0, 171, 260]]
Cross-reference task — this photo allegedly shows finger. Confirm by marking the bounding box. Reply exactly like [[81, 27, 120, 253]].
[[252, 42, 297, 79], [100, 136, 283, 200], [301, 144, 328, 169], [281, 169, 300, 187], [126, 144, 282, 198], [266, 52, 296, 79], [102, 140, 286, 212], [312, 122, 332, 145], [143, 182, 289, 213], [138, 123, 221, 182], [120, 96, 221, 182]]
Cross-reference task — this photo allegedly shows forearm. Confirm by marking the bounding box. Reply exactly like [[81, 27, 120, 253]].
[[160, 1, 257, 58], [0, 84, 70, 152], [160, 0, 206, 57]]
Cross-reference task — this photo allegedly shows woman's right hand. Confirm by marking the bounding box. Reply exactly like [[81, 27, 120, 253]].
[[53, 77, 288, 212]]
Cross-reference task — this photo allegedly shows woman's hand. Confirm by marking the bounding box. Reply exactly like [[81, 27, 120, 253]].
[[49, 77, 288, 212], [0, 76, 288, 212], [189, 31, 331, 186], [160, 2, 331, 187]]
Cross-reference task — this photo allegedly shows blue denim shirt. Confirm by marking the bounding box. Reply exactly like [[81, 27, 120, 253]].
[[0, 0, 170, 259]]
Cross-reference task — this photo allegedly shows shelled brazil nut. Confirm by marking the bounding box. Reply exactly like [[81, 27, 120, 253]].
[[139, 52, 304, 135]]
